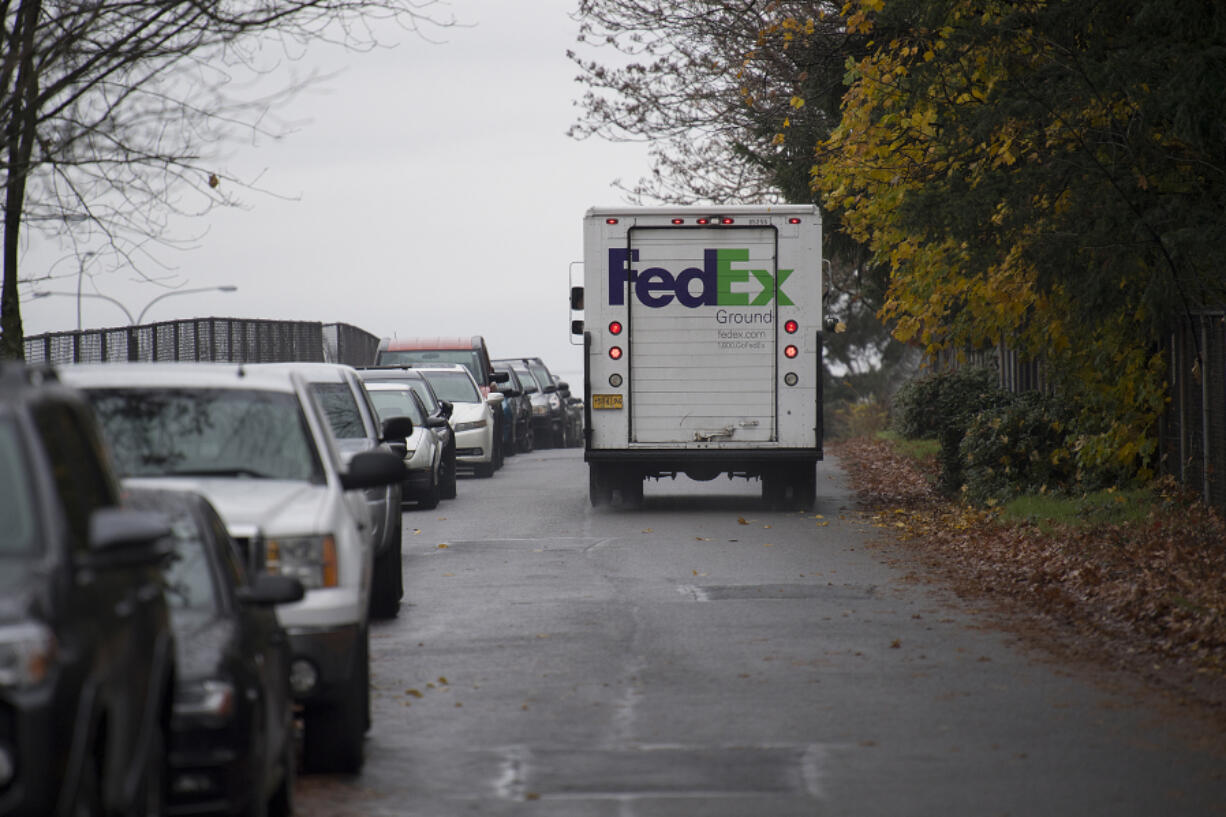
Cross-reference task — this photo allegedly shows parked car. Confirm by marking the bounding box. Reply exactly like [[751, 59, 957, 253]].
[[372, 336, 510, 467], [494, 357, 568, 448], [0, 361, 175, 817], [363, 381, 445, 509], [554, 376, 584, 448], [122, 485, 303, 817], [257, 362, 409, 621], [61, 362, 406, 775], [493, 362, 534, 453], [358, 366, 458, 499], [414, 365, 498, 478]]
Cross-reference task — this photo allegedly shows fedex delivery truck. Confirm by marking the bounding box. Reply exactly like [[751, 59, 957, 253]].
[[571, 205, 824, 508]]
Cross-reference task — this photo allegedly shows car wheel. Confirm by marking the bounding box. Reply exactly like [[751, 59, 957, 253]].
[[370, 536, 401, 620], [441, 445, 458, 499], [620, 472, 644, 508], [552, 426, 567, 449], [519, 427, 534, 453], [474, 460, 495, 478], [419, 471, 441, 510], [302, 640, 367, 774]]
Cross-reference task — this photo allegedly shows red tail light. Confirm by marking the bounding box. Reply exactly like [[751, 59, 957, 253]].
[[609, 321, 623, 335], [784, 319, 798, 334], [609, 346, 623, 360], [784, 345, 799, 359]]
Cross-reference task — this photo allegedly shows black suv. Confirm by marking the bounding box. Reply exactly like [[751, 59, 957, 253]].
[[0, 362, 175, 817]]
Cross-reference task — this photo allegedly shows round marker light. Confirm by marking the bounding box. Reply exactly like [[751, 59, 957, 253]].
[[720, 217, 734, 225], [784, 345, 799, 359], [608, 320, 623, 335], [605, 218, 619, 224], [784, 319, 799, 334], [784, 372, 799, 387], [609, 346, 623, 360], [609, 373, 623, 388], [789, 217, 802, 224], [696, 217, 710, 225], [671, 218, 684, 225]]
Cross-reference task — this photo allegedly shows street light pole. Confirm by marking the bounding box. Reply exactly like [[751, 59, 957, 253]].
[[135, 286, 238, 324], [30, 284, 237, 327]]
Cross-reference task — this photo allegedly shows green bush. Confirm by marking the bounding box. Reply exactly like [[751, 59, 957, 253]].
[[828, 398, 890, 440], [960, 392, 1076, 506], [891, 367, 1010, 493]]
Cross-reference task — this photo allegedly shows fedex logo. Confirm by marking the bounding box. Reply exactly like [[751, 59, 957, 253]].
[[608, 248, 793, 308]]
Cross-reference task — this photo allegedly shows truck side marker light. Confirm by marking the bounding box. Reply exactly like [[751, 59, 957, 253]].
[[784, 345, 799, 359], [606, 218, 619, 224], [789, 217, 802, 224], [609, 321, 623, 335], [784, 372, 799, 387], [609, 346, 623, 360], [784, 319, 798, 334]]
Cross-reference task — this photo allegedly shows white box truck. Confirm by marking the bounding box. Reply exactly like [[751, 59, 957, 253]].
[[572, 205, 824, 508]]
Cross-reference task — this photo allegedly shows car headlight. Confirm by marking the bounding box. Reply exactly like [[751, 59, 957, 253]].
[[532, 404, 549, 417], [549, 394, 561, 410], [454, 419, 487, 432], [174, 679, 236, 723], [0, 622, 56, 689], [265, 534, 338, 589]]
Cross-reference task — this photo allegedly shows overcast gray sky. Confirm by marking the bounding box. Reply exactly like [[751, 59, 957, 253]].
[[20, 0, 649, 381]]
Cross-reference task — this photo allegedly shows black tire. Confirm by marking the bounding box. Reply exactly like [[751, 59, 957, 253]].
[[518, 427, 534, 453], [302, 638, 367, 774], [793, 464, 817, 511], [441, 445, 458, 499], [370, 533, 402, 620], [418, 471, 441, 510], [474, 460, 495, 478], [589, 465, 612, 507], [552, 425, 567, 449], [621, 473, 644, 508]]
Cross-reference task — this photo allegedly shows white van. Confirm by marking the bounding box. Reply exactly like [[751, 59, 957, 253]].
[[60, 362, 406, 774]]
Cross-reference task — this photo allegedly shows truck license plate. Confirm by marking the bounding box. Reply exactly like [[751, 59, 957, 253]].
[[592, 394, 623, 410]]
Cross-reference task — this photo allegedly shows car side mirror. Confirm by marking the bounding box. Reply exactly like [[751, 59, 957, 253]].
[[341, 450, 408, 490], [380, 415, 414, 443], [237, 574, 305, 606], [426, 415, 448, 429], [439, 400, 454, 419]]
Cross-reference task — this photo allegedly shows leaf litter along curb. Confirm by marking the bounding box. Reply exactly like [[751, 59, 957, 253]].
[[830, 437, 1226, 718]]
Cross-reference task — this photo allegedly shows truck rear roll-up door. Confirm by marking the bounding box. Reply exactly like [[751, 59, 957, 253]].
[[628, 226, 777, 445]]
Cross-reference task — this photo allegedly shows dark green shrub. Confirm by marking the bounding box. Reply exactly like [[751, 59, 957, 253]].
[[891, 367, 1010, 493], [960, 392, 1077, 506]]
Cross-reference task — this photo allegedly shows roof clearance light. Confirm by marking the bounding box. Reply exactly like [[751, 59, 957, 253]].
[[696, 217, 710, 225], [671, 218, 684, 225], [609, 346, 623, 360], [789, 217, 802, 224], [606, 218, 619, 225], [608, 320, 623, 335], [784, 319, 799, 334], [721, 217, 734, 225], [784, 345, 799, 359]]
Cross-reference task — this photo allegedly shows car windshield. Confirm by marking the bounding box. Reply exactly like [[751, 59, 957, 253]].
[[0, 418, 40, 555], [420, 370, 481, 403], [310, 382, 366, 439], [514, 365, 541, 391], [529, 365, 552, 390], [368, 389, 424, 425], [89, 388, 325, 483], [377, 349, 481, 383]]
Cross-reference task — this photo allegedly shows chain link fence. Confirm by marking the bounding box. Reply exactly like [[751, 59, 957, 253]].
[[23, 318, 380, 368]]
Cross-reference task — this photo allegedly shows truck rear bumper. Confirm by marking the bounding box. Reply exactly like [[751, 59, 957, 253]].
[[586, 447, 821, 479]]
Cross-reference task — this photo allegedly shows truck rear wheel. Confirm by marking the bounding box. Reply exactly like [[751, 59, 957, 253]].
[[619, 472, 644, 508], [589, 465, 613, 507]]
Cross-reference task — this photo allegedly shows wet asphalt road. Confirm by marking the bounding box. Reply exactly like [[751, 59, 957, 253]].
[[295, 448, 1226, 816]]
